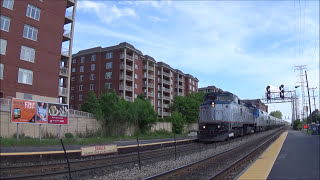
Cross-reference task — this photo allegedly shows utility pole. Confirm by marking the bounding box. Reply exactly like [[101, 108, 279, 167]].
[[295, 65, 307, 122], [305, 71, 312, 124]]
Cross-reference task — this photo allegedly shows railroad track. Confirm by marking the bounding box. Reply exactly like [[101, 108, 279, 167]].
[[0, 142, 201, 180], [143, 127, 285, 180]]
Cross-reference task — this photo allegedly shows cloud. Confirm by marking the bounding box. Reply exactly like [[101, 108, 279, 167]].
[[77, 1, 136, 23], [149, 16, 166, 23]]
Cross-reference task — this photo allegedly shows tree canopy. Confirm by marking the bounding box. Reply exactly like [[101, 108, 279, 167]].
[[307, 109, 320, 123], [269, 110, 283, 119]]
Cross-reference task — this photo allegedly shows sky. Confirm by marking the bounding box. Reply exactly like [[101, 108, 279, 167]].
[[70, 0, 319, 122]]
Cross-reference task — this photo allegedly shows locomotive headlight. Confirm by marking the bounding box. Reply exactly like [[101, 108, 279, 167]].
[[217, 125, 221, 128], [203, 125, 206, 129], [211, 102, 215, 107]]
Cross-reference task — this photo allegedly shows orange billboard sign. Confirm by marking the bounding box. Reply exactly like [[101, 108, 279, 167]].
[[11, 99, 36, 123]]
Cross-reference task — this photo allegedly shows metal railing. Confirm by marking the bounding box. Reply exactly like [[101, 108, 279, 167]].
[[149, 66, 154, 71], [163, 96, 170, 101], [120, 64, 133, 71], [163, 79, 170, 85], [163, 87, 170, 93], [163, 112, 171, 116], [148, 83, 154, 88], [119, 85, 133, 91], [163, 104, 170, 108], [125, 96, 133, 101], [148, 74, 154, 79], [58, 87, 68, 97], [163, 72, 170, 77], [60, 67, 69, 76], [61, 47, 69, 57], [120, 54, 133, 61], [120, 74, 133, 81], [69, 109, 95, 118]]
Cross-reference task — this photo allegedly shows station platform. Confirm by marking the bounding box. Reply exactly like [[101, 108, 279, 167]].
[[239, 129, 320, 180]]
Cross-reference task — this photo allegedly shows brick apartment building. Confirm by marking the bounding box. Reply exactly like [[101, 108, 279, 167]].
[[0, 0, 76, 104], [70, 42, 199, 118]]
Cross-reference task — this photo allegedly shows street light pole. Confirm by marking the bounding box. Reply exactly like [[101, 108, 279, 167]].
[[305, 71, 312, 124]]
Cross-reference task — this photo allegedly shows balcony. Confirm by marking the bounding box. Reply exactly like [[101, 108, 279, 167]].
[[163, 71, 170, 77], [163, 87, 170, 93], [120, 64, 133, 71], [67, 0, 75, 8], [148, 66, 154, 71], [64, 10, 73, 24], [58, 87, 68, 97], [163, 112, 171, 116], [163, 104, 170, 108], [63, 29, 71, 42], [60, 67, 69, 77], [163, 79, 170, 85], [148, 74, 154, 79], [148, 83, 154, 88], [120, 53, 133, 61], [163, 95, 170, 101], [125, 96, 133, 102], [120, 74, 133, 81], [120, 85, 133, 91], [61, 47, 69, 58]]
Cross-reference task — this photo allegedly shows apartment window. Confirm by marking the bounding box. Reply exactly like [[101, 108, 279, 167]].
[[91, 54, 96, 61], [90, 74, 95, 80], [0, 63, 3, 79], [190, 85, 192, 89], [135, 54, 138, 60], [106, 62, 112, 69], [134, 94, 137, 99], [71, 86, 75, 90], [135, 74, 138, 79], [71, 96, 74, 100], [79, 94, 83, 101], [79, 85, 83, 91], [20, 46, 35, 62], [71, 76, 75, 81], [0, 39, 7, 55], [193, 87, 195, 91], [189, 79, 191, 83], [23, 24, 38, 41], [18, 68, 33, 85], [135, 64, 138, 69], [2, 0, 14, 10], [70, 105, 74, 109], [105, 82, 112, 89], [72, 68, 76, 72], [80, 75, 84, 81], [81, 57, 85, 63], [91, 64, 95, 71], [135, 84, 138, 89], [26, 4, 41, 21], [105, 72, 112, 79], [0, 15, 10, 32], [72, 59, 76, 63], [106, 52, 113, 59], [90, 84, 94, 90], [80, 66, 84, 72]]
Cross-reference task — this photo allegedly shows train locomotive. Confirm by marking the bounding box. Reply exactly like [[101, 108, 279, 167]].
[[198, 91, 285, 142]]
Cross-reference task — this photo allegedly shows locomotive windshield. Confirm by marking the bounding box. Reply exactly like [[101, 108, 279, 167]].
[[216, 95, 233, 102]]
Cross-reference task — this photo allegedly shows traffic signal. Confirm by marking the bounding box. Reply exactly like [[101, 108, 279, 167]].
[[266, 85, 271, 100], [279, 84, 284, 99]]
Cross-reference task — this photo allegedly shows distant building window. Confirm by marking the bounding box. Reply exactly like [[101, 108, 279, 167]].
[[20, 46, 35, 62], [79, 85, 83, 91], [135, 54, 138, 60], [23, 24, 38, 41], [135, 84, 138, 89], [80, 66, 84, 72], [91, 64, 95, 71], [72, 68, 76, 72], [193, 87, 195, 91], [105, 72, 112, 79], [80, 75, 84, 81], [71, 96, 74, 100], [2, 0, 14, 10], [134, 94, 137, 99], [81, 57, 85, 63], [18, 68, 33, 85], [71, 86, 75, 90], [106, 52, 113, 59], [106, 62, 112, 69], [135, 74, 138, 79], [90, 74, 95, 80], [0, 63, 3, 79], [189, 79, 191, 83], [26, 4, 41, 21], [72, 59, 76, 63], [105, 82, 112, 89], [90, 84, 94, 90], [135, 64, 138, 69], [190, 85, 192, 90], [79, 94, 83, 101], [70, 105, 74, 109], [91, 54, 96, 61], [71, 76, 75, 81], [0, 15, 10, 32], [0, 39, 7, 55]]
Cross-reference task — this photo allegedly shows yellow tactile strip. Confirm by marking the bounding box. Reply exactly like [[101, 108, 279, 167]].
[[238, 131, 288, 180]]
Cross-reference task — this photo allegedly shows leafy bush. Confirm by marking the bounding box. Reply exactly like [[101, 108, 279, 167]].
[[65, 132, 74, 138], [293, 119, 302, 130], [168, 111, 186, 134]]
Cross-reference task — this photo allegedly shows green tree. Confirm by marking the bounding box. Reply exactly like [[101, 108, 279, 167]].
[[270, 110, 283, 119], [133, 97, 158, 134], [170, 92, 205, 123], [80, 91, 103, 119], [168, 111, 186, 134], [293, 119, 302, 130], [307, 109, 320, 123]]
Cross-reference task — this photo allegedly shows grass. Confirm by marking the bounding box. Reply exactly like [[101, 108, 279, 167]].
[[0, 130, 189, 147]]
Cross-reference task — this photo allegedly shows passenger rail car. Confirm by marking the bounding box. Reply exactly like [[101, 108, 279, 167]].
[[198, 91, 285, 142]]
